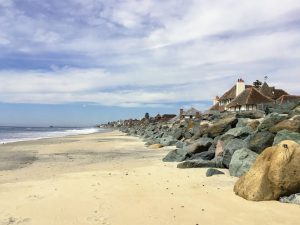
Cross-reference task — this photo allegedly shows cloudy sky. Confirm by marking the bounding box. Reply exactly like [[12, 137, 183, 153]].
[[0, 0, 300, 126]]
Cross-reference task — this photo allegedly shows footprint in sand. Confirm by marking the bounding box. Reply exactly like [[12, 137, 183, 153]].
[[1, 217, 31, 225], [27, 194, 43, 200]]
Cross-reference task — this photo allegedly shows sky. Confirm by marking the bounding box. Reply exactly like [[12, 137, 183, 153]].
[[0, 0, 300, 126]]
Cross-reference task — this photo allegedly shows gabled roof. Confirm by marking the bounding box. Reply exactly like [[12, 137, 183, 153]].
[[276, 95, 300, 105], [259, 82, 274, 98], [219, 84, 252, 101], [273, 89, 289, 100], [226, 87, 274, 108]]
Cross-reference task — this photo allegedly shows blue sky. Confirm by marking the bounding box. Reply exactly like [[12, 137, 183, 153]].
[[0, 0, 300, 126]]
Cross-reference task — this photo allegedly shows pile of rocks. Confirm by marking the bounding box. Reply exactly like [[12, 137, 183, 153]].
[[104, 102, 300, 203]]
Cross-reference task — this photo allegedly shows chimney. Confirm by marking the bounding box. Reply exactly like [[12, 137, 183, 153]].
[[213, 96, 219, 105], [179, 108, 184, 118], [236, 78, 245, 97]]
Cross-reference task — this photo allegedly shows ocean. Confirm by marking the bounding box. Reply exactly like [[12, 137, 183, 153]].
[[0, 126, 106, 144]]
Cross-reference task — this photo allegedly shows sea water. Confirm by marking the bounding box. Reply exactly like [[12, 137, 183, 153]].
[[0, 126, 106, 144]]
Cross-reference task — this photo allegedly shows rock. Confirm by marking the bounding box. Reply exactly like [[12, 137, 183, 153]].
[[187, 150, 215, 161], [162, 149, 187, 162], [222, 139, 247, 168], [192, 124, 210, 140], [279, 193, 300, 205], [207, 115, 238, 138], [234, 140, 300, 201], [229, 148, 258, 177], [215, 140, 225, 158], [175, 141, 186, 148], [236, 118, 250, 128], [291, 115, 300, 121], [160, 136, 177, 146], [177, 159, 220, 169], [236, 110, 264, 119], [269, 119, 300, 133], [172, 129, 184, 140], [273, 129, 300, 145], [148, 144, 163, 149], [185, 137, 213, 155], [206, 168, 225, 177], [257, 113, 288, 131], [247, 131, 275, 153], [184, 131, 192, 139], [221, 126, 253, 140], [248, 120, 260, 131]]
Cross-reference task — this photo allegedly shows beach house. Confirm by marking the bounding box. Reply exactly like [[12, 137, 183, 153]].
[[210, 78, 297, 112]]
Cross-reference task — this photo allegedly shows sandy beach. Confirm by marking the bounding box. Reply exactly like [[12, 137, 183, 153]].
[[0, 130, 299, 225]]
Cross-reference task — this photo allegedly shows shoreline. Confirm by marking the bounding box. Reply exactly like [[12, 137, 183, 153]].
[[0, 127, 112, 145], [0, 130, 299, 225]]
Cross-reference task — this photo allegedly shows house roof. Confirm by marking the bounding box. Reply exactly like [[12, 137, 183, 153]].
[[226, 87, 274, 108], [182, 107, 200, 116], [273, 89, 289, 100], [209, 102, 225, 111], [276, 95, 300, 105], [259, 82, 274, 98], [219, 84, 252, 101]]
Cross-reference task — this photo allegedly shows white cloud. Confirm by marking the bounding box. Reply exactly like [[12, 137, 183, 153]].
[[0, 0, 300, 107]]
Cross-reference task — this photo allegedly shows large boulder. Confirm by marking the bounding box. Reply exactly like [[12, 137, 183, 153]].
[[177, 158, 223, 169], [257, 113, 288, 132], [269, 119, 300, 133], [273, 129, 300, 145], [160, 136, 177, 146], [222, 139, 248, 168], [187, 150, 215, 161], [162, 149, 187, 162], [236, 110, 264, 119], [229, 148, 258, 177], [234, 140, 300, 201], [221, 126, 253, 140], [207, 115, 238, 138], [185, 137, 213, 155], [247, 131, 275, 153], [279, 193, 300, 205], [172, 128, 184, 140]]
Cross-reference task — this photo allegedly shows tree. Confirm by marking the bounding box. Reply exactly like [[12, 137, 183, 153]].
[[144, 112, 150, 119], [253, 80, 262, 88]]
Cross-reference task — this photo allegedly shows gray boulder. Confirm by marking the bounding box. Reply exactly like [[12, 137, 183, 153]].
[[160, 136, 177, 146], [229, 148, 258, 177], [185, 137, 213, 155], [207, 115, 238, 138], [257, 113, 288, 131], [279, 193, 300, 205], [222, 139, 248, 168], [175, 141, 186, 149], [177, 159, 222, 169], [236, 110, 264, 119], [273, 129, 300, 145], [221, 126, 253, 140], [187, 150, 215, 161], [172, 129, 184, 140], [247, 131, 275, 153], [162, 149, 187, 162], [206, 168, 225, 177]]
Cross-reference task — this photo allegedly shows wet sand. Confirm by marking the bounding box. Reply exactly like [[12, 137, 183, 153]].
[[0, 131, 299, 225]]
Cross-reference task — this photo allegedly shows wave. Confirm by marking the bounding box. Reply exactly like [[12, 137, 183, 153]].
[[0, 127, 107, 144]]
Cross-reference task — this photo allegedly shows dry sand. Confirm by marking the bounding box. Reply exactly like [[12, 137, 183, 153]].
[[0, 130, 299, 225]]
